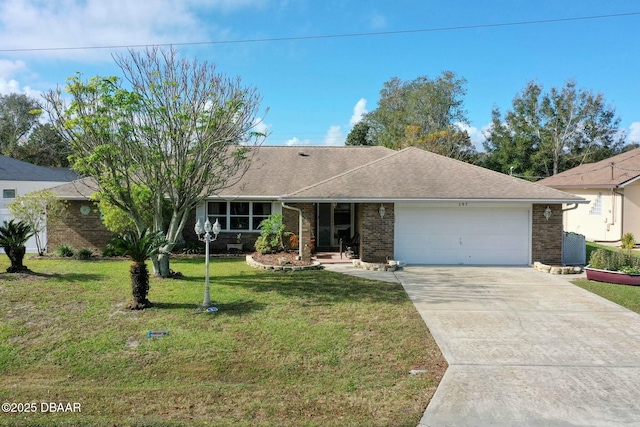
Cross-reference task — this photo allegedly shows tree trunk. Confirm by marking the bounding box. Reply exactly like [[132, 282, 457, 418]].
[[5, 245, 28, 273], [157, 252, 171, 278], [128, 261, 152, 310]]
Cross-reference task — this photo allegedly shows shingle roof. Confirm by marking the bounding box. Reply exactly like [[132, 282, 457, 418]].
[[48, 177, 98, 199], [537, 147, 640, 189], [217, 145, 394, 197], [0, 155, 78, 182], [282, 147, 584, 203], [47, 146, 584, 204]]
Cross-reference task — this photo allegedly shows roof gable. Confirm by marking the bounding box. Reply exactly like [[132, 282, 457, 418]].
[[538, 147, 640, 189], [283, 147, 584, 202]]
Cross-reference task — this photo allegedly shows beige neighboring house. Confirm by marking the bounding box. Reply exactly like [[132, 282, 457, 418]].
[[49, 146, 585, 265], [538, 147, 640, 243]]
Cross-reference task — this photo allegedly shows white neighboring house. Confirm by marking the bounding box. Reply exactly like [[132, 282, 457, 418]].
[[0, 155, 78, 253]]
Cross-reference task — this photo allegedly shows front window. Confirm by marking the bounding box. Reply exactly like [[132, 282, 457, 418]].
[[207, 201, 272, 231], [2, 189, 16, 199]]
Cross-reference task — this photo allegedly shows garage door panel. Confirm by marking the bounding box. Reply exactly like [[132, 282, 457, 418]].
[[395, 205, 530, 265]]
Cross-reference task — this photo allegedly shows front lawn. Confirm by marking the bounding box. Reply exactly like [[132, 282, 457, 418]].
[[573, 279, 640, 314], [576, 242, 640, 314], [0, 256, 445, 427]]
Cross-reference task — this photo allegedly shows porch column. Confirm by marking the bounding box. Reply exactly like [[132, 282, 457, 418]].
[[360, 203, 394, 263], [532, 204, 563, 265], [283, 203, 314, 263]]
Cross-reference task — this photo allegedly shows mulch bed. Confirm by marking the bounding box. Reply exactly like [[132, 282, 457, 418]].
[[250, 251, 314, 266]]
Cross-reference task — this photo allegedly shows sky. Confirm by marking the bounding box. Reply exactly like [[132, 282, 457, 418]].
[[0, 0, 639, 150]]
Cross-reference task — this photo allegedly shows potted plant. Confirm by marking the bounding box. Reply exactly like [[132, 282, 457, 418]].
[[585, 248, 640, 286]]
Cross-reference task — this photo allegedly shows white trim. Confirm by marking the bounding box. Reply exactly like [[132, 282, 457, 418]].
[[206, 200, 273, 232], [279, 197, 588, 204]]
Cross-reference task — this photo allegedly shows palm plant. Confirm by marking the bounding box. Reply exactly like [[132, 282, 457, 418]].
[[0, 220, 34, 273], [110, 229, 165, 310]]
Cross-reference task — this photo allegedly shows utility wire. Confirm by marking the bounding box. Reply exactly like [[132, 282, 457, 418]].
[[0, 11, 638, 53]]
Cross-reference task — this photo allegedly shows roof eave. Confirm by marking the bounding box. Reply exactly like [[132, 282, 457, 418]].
[[278, 197, 588, 204]]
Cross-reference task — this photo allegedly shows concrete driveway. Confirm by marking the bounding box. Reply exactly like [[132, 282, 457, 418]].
[[394, 266, 640, 427]]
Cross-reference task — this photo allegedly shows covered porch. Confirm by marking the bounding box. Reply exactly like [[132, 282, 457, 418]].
[[282, 202, 395, 264]]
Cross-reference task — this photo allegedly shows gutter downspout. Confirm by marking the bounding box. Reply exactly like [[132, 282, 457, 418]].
[[281, 202, 303, 260], [613, 188, 624, 240], [561, 203, 579, 213]]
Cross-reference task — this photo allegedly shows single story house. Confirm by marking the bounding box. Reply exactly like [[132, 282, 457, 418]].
[[538, 147, 640, 243], [0, 155, 78, 253], [49, 146, 585, 266]]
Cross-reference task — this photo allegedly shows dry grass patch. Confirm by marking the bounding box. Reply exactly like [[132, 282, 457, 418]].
[[0, 256, 445, 426]]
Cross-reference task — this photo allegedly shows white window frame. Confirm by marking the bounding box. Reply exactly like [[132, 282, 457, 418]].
[[207, 201, 272, 232]]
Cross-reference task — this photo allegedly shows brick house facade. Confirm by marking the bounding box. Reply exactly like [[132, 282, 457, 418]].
[[47, 147, 583, 265], [47, 200, 114, 253]]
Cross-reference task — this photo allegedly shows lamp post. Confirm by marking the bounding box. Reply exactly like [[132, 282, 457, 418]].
[[194, 218, 221, 307]]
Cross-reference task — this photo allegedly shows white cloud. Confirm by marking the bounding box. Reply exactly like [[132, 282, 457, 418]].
[[286, 137, 303, 146], [0, 59, 26, 79], [0, 0, 267, 60], [0, 78, 40, 97], [455, 122, 488, 148], [323, 125, 344, 146], [349, 98, 367, 126], [628, 122, 640, 143], [368, 11, 387, 29], [252, 118, 271, 137], [285, 125, 345, 146]]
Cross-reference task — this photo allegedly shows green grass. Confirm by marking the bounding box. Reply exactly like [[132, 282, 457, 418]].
[[0, 256, 445, 427], [575, 242, 640, 314], [573, 278, 640, 314]]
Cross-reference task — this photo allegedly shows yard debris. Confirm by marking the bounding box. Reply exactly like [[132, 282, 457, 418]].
[[147, 330, 169, 338], [409, 369, 427, 375], [206, 307, 219, 312]]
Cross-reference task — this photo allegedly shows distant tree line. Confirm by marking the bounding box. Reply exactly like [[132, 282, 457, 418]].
[[347, 71, 632, 178], [1, 70, 635, 178]]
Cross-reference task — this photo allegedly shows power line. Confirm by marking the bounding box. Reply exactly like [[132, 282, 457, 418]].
[[1, 11, 638, 53]]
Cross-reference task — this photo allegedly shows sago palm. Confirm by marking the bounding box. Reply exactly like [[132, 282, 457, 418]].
[[110, 229, 165, 310], [0, 220, 34, 273]]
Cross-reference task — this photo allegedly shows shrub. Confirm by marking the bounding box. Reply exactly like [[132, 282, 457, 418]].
[[622, 232, 636, 250], [254, 214, 291, 254], [178, 242, 204, 255], [76, 248, 94, 260], [56, 245, 75, 257], [0, 220, 34, 273], [589, 248, 640, 272]]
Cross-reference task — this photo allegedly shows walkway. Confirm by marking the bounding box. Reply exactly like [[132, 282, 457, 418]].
[[324, 264, 640, 426]]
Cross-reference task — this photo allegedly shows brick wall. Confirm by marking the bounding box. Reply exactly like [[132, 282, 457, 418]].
[[531, 204, 563, 265], [47, 200, 114, 253], [360, 203, 394, 263]]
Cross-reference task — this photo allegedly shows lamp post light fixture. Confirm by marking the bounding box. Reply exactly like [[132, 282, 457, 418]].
[[194, 218, 221, 307]]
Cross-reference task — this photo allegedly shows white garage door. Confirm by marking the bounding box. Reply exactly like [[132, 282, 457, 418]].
[[395, 204, 530, 265]]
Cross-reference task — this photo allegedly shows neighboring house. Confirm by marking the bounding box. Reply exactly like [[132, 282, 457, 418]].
[[49, 146, 584, 266], [0, 155, 78, 253], [538, 147, 640, 243]]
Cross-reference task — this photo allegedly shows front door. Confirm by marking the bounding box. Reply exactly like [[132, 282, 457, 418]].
[[317, 203, 354, 248]]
